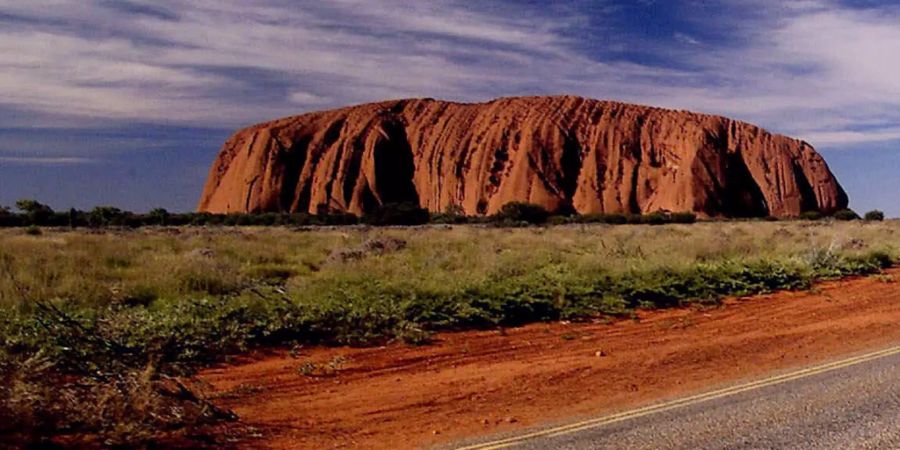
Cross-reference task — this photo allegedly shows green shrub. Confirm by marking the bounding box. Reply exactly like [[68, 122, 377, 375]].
[[0, 225, 897, 446], [121, 285, 159, 307], [833, 209, 860, 221], [855, 250, 894, 269], [431, 205, 470, 224], [799, 211, 823, 221], [493, 202, 550, 225], [0, 201, 717, 229], [247, 264, 298, 282], [601, 213, 628, 225], [0, 207, 19, 227], [643, 211, 669, 225], [864, 210, 885, 221], [547, 215, 573, 226], [147, 208, 170, 226], [89, 206, 128, 227], [580, 213, 627, 224], [16, 199, 54, 225], [670, 212, 698, 224], [626, 214, 645, 224], [364, 202, 430, 226], [5, 248, 891, 377]]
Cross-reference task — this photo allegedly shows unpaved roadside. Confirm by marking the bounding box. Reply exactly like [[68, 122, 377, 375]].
[[200, 269, 900, 449]]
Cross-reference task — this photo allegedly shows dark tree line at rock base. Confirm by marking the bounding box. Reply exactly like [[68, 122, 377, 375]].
[[0, 199, 885, 229]]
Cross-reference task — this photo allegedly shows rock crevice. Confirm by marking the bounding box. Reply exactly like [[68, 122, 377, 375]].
[[198, 96, 848, 217]]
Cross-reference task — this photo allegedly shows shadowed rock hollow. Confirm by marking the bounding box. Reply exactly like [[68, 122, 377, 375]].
[[198, 96, 848, 217]]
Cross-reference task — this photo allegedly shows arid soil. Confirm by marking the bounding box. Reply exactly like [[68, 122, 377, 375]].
[[198, 96, 847, 217], [201, 269, 900, 449]]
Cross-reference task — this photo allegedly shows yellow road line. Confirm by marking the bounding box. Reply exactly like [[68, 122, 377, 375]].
[[456, 344, 900, 450]]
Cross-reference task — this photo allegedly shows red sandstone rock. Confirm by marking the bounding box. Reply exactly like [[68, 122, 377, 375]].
[[198, 96, 847, 217]]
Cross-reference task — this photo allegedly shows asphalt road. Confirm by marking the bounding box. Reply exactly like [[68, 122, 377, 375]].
[[456, 345, 900, 450]]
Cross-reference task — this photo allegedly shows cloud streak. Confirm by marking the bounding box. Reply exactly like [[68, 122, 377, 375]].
[[0, 0, 899, 148], [0, 156, 98, 165]]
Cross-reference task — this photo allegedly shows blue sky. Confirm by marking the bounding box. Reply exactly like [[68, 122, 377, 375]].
[[0, 0, 898, 215]]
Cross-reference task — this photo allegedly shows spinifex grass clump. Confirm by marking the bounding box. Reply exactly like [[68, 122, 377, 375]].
[[0, 345, 234, 449], [3, 248, 892, 363], [0, 222, 897, 447]]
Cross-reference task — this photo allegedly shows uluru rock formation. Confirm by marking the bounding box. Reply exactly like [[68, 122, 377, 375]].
[[199, 96, 847, 217]]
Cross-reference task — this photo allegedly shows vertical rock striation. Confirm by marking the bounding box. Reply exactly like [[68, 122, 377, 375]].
[[198, 96, 848, 217]]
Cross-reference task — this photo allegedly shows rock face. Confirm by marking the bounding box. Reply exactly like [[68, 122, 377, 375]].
[[198, 96, 848, 217]]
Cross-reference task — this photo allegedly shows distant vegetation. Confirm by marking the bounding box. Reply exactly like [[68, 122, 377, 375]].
[[0, 221, 898, 447], [864, 210, 885, 221], [0, 199, 889, 229]]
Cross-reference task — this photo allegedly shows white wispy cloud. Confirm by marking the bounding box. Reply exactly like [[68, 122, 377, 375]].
[[673, 32, 701, 45], [0, 156, 98, 165], [0, 0, 899, 148], [288, 92, 333, 107], [0, 0, 604, 126], [612, 1, 900, 145]]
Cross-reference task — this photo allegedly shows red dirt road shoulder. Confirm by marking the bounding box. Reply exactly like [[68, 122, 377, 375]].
[[201, 270, 900, 449]]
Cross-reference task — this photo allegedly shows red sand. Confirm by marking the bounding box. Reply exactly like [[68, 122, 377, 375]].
[[201, 269, 900, 449]]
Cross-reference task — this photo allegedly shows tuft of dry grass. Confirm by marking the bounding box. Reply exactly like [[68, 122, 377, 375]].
[[3, 221, 897, 310], [0, 221, 897, 448], [0, 349, 232, 449]]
